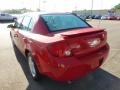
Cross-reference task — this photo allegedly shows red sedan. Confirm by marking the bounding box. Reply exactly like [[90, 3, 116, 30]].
[[107, 16, 117, 20], [117, 16, 120, 20], [8, 12, 109, 81]]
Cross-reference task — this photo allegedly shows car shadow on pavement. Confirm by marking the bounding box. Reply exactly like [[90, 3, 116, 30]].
[[13, 45, 120, 90]]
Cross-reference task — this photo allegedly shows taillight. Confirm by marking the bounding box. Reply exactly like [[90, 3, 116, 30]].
[[87, 38, 101, 47], [87, 31, 106, 47], [47, 41, 72, 57]]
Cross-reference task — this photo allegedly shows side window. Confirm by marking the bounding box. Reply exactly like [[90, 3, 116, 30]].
[[21, 16, 32, 31], [1, 14, 5, 16], [28, 19, 34, 31], [14, 16, 24, 28]]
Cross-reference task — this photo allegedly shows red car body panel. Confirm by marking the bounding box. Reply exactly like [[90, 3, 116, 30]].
[[10, 13, 109, 81]]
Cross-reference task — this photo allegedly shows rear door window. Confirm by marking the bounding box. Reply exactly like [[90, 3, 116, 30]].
[[28, 19, 34, 31]]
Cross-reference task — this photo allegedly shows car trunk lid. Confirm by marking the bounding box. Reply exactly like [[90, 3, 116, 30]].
[[58, 28, 107, 57]]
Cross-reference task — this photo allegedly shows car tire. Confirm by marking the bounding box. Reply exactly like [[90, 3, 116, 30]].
[[27, 53, 39, 81]]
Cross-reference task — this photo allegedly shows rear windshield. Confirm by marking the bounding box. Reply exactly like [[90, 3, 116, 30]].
[[41, 14, 90, 32]]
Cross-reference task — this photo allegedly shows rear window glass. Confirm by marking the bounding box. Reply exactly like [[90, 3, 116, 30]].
[[41, 14, 90, 32]]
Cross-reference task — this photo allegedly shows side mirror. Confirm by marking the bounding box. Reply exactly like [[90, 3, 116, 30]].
[[7, 24, 16, 28]]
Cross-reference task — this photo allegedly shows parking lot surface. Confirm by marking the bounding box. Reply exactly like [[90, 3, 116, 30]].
[[0, 20, 120, 90]]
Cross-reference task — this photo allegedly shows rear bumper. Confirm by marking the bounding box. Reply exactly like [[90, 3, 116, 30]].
[[42, 44, 109, 81]]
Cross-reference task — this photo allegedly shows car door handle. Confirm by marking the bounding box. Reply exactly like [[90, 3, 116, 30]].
[[14, 34, 18, 37]]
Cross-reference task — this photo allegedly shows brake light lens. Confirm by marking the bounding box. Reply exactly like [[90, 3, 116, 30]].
[[48, 41, 72, 57]]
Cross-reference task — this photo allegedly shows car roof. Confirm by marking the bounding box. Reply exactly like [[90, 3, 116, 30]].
[[22, 11, 72, 17], [18, 11, 73, 22]]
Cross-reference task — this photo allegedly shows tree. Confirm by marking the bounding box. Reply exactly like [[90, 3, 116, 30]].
[[113, 3, 120, 10], [1, 8, 33, 14]]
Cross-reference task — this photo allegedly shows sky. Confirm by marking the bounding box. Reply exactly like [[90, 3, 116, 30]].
[[0, 0, 120, 12]]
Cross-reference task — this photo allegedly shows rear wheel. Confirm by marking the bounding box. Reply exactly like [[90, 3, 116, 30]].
[[27, 53, 39, 80]]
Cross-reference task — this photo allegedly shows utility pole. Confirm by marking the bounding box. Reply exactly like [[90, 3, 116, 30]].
[[37, 0, 46, 11], [91, 0, 93, 16], [37, 0, 40, 11]]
